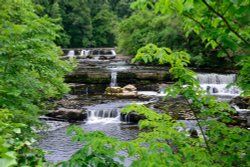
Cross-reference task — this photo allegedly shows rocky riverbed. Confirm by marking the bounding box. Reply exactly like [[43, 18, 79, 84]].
[[38, 54, 249, 164]]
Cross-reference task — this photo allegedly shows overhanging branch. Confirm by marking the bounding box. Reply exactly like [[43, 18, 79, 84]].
[[201, 0, 250, 46]]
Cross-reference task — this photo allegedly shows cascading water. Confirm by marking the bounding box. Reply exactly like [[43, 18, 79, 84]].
[[84, 101, 133, 124], [110, 72, 117, 87], [84, 101, 148, 124], [87, 108, 120, 124], [111, 49, 116, 56], [79, 49, 90, 57], [197, 73, 241, 97], [197, 73, 236, 84], [85, 86, 89, 96], [67, 50, 75, 59]]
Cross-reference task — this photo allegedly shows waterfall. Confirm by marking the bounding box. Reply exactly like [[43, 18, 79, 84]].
[[84, 101, 146, 124], [67, 50, 75, 59], [111, 49, 116, 56], [197, 73, 241, 97], [85, 86, 89, 95], [87, 108, 121, 124], [197, 73, 236, 84], [79, 49, 90, 57], [110, 72, 117, 87]]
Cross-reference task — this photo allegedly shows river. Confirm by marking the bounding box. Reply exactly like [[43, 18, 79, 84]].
[[37, 52, 247, 165]]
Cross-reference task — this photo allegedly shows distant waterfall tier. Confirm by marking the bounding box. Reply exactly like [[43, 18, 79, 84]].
[[79, 49, 90, 57], [197, 73, 241, 97], [67, 50, 75, 58], [110, 72, 117, 87], [197, 73, 236, 84]]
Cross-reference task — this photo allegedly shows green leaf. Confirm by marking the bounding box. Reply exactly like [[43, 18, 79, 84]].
[[13, 128, 21, 134], [0, 152, 17, 167]]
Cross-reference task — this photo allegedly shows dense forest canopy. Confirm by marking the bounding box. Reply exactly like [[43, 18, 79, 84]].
[[34, 0, 134, 48], [34, 0, 244, 69]]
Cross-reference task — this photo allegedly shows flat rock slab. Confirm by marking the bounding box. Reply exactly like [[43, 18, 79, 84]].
[[46, 108, 87, 121]]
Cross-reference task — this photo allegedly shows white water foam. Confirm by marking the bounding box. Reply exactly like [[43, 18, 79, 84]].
[[138, 91, 166, 97], [79, 49, 90, 57], [86, 108, 121, 124], [197, 73, 242, 97], [107, 66, 131, 71], [67, 50, 75, 59], [85, 101, 149, 124], [110, 72, 117, 87]]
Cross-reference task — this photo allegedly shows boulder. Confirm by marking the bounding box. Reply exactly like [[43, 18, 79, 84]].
[[46, 108, 87, 121], [189, 128, 198, 138], [121, 112, 146, 123], [99, 55, 116, 60], [105, 85, 138, 98], [116, 91, 138, 98], [123, 84, 137, 92], [105, 87, 123, 94], [230, 96, 250, 109]]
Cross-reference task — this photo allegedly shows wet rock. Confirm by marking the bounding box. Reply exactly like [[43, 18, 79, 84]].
[[46, 108, 87, 121], [231, 116, 247, 126], [123, 84, 137, 92], [99, 55, 116, 60], [230, 96, 250, 109], [65, 72, 111, 84], [121, 112, 146, 123], [189, 128, 198, 138], [116, 91, 138, 98], [212, 87, 219, 93], [105, 87, 123, 94], [152, 97, 195, 120], [247, 116, 250, 127], [105, 85, 138, 98], [69, 83, 107, 95]]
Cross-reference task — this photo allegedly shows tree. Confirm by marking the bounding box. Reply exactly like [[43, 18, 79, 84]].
[[59, 0, 93, 47], [109, 0, 135, 18], [34, 0, 135, 48], [116, 10, 186, 55], [132, 0, 250, 95], [92, 3, 117, 47], [0, 0, 73, 165]]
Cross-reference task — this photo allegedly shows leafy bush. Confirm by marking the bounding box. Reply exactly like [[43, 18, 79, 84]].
[[0, 0, 73, 125], [132, 0, 250, 95], [0, 0, 73, 166], [0, 109, 50, 167]]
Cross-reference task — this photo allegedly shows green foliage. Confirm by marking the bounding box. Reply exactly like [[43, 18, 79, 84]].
[[0, 0, 73, 125], [0, 109, 50, 167], [236, 56, 250, 96], [131, 0, 250, 95], [35, 0, 134, 48], [59, 0, 93, 47], [0, 0, 73, 166], [92, 3, 117, 47], [57, 125, 124, 167], [66, 44, 250, 166], [116, 11, 186, 55], [109, 0, 135, 18]]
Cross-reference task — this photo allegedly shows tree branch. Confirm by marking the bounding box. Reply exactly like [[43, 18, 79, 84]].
[[184, 98, 212, 156], [184, 13, 231, 57], [201, 0, 250, 46]]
